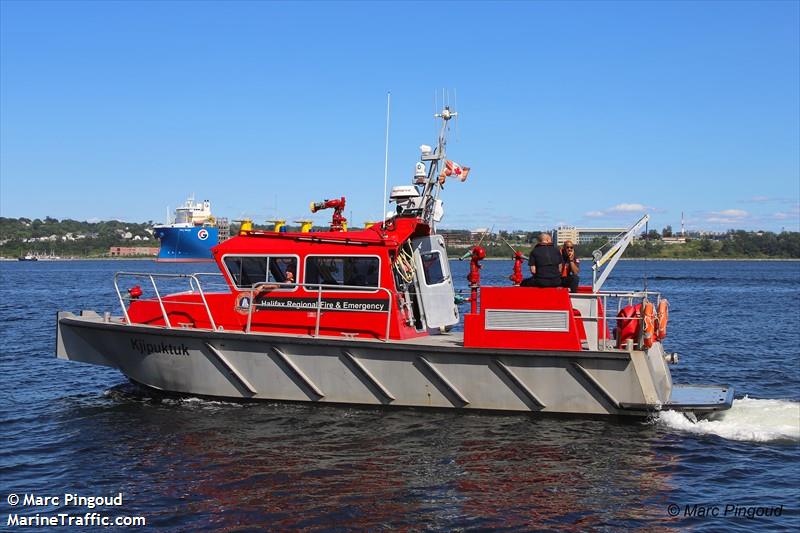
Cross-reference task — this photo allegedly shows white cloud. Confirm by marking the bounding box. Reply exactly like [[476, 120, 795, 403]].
[[713, 209, 748, 218], [584, 203, 653, 218], [772, 205, 800, 220], [744, 195, 798, 205], [608, 203, 647, 213], [703, 209, 751, 226]]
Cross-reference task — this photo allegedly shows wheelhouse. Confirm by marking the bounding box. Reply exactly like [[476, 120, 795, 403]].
[[123, 216, 464, 341]]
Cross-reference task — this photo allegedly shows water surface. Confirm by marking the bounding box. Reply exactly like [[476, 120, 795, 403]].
[[1, 260, 798, 531]]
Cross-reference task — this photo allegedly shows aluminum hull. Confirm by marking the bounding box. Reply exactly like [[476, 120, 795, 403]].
[[57, 312, 732, 417]]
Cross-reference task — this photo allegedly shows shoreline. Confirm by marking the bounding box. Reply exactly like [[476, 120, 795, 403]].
[[447, 256, 800, 262], [3, 256, 797, 263], [0, 256, 159, 262]]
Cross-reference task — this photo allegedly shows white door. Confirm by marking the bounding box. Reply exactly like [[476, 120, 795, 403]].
[[412, 236, 459, 329]]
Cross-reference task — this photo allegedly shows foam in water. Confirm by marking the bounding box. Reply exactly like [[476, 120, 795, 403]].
[[658, 396, 800, 443]]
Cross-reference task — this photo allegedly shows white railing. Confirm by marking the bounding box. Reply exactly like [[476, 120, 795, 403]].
[[114, 272, 219, 331], [114, 272, 394, 341], [569, 290, 663, 351]]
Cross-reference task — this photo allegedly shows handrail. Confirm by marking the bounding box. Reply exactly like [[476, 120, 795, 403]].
[[245, 281, 395, 341], [569, 290, 662, 351], [569, 290, 660, 299], [114, 272, 218, 331], [114, 272, 394, 340], [189, 272, 225, 292]]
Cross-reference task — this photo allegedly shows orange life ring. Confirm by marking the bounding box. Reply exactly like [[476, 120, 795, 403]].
[[642, 301, 656, 349], [656, 299, 669, 341]]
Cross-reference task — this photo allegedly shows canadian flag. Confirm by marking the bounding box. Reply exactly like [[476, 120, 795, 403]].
[[438, 160, 471, 185]]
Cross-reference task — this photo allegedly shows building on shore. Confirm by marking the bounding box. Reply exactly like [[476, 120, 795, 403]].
[[661, 236, 688, 245], [554, 226, 631, 246], [108, 246, 159, 257]]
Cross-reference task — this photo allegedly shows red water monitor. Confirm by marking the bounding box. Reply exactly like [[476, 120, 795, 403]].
[[310, 197, 347, 231]]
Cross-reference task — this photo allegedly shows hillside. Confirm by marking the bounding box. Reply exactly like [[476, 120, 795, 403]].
[[1, 217, 798, 260], [0, 217, 157, 257]]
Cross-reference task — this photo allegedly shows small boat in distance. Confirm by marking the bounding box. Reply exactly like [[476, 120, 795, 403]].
[[36, 250, 62, 261], [56, 105, 734, 418], [18, 252, 38, 261], [153, 197, 227, 262]]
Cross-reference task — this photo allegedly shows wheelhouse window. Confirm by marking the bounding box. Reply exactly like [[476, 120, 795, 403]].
[[305, 256, 380, 290], [420, 251, 446, 285], [224, 255, 298, 290]]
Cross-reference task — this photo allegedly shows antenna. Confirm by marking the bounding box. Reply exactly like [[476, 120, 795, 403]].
[[433, 90, 438, 139], [454, 88, 459, 142], [382, 92, 391, 221]]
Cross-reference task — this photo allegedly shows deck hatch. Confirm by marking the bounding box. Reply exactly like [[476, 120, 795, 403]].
[[484, 309, 569, 332]]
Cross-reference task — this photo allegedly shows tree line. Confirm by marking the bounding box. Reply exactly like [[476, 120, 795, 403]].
[[0, 217, 157, 257], [1, 217, 798, 259], [444, 230, 800, 259]]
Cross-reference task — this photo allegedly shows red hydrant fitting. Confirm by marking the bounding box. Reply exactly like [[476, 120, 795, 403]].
[[128, 285, 143, 299], [467, 246, 486, 314], [509, 251, 524, 286]]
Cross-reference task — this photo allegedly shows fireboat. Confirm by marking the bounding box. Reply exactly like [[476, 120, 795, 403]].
[[56, 106, 733, 417]]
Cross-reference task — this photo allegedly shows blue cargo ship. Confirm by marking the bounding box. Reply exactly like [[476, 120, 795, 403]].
[[153, 197, 220, 262]]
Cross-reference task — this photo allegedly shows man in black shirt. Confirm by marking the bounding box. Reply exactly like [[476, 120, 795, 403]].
[[527, 233, 563, 288]]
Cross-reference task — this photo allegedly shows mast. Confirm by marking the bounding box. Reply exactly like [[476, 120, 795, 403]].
[[419, 105, 456, 229]]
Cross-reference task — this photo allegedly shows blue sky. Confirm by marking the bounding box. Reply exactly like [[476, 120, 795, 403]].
[[1, 1, 798, 232]]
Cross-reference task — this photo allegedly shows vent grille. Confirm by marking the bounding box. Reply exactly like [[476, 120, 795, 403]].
[[485, 309, 569, 332]]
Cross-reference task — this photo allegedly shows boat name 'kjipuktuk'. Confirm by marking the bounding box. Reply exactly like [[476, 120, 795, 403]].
[[56, 105, 733, 417]]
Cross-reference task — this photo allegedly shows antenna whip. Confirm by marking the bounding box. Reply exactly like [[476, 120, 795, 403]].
[[382, 92, 391, 221]]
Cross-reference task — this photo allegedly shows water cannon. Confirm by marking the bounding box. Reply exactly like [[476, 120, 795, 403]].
[[310, 196, 347, 232]]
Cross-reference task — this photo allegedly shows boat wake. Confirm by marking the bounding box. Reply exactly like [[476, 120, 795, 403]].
[[104, 383, 246, 409], [658, 396, 800, 443]]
